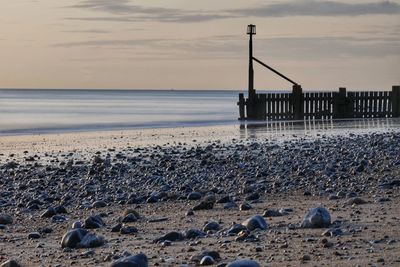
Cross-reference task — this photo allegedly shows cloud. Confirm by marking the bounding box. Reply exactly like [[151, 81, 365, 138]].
[[66, 0, 400, 23], [233, 1, 400, 18]]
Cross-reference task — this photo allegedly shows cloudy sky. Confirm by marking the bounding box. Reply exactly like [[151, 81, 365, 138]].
[[1, 0, 399, 90]]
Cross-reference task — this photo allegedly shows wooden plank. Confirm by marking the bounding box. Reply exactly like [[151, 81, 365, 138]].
[[383, 92, 388, 117]]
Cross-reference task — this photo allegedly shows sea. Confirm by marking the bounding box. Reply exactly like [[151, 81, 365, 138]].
[[0, 89, 240, 135], [1, 89, 399, 136]]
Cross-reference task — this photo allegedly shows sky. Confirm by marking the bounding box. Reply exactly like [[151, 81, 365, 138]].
[[0, 0, 399, 90]]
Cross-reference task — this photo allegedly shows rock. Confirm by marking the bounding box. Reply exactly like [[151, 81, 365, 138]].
[[245, 192, 260, 201], [79, 233, 105, 248], [193, 201, 214, 211], [200, 256, 215, 265], [122, 209, 140, 218], [0, 260, 22, 267], [120, 226, 138, 235], [111, 223, 123, 232], [241, 215, 268, 231], [187, 192, 202, 200], [239, 203, 252, 211], [121, 213, 138, 223], [226, 259, 261, 267], [110, 253, 148, 267], [322, 228, 343, 237], [153, 231, 185, 243], [84, 215, 105, 229], [227, 224, 247, 234], [190, 251, 221, 263], [61, 228, 104, 248], [203, 221, 220, 232], [28, 232, 41, 239], [92, 200, 107, 208], [55, 205, 68, 214], [41, 207, 56, 218], [72, 221, 82, 229], [346, 197, 368, 205], [217, 196, 232, 203], [51, 215, 67, 223], [61, 228, 89, 248], [301, 207, 331, 228], [186, 210, 195, 216], [185, 229, 206, 239], [262, 209, 282, 217], [0, 214, 13, 225], [223, 202, 238, 209]]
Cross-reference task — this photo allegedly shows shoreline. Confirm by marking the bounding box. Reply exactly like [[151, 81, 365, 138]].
[[0, 122, 399, 266]]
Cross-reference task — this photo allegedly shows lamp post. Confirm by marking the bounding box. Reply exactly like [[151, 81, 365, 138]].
[[247, 24, 256, 100]]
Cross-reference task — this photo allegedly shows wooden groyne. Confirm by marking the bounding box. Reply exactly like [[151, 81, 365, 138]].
[[238, 85, 400, 121]]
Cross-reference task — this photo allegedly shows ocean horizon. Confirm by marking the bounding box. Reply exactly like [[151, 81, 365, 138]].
[[0, 89, 246, 135]]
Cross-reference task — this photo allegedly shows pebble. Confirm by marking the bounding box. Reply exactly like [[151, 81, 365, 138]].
[[0, 214, 13, 225], [226, 259, 261, 267], [0, 260, 22, 267], [110, 253, 148, 267], [40, 207, 56, 218], [120, 226, 138, 235], [241, 215, 268, 231], [83, 215, 105, 229], [239, 203, 252, 211], [28, 232, 41, 239], [187, 192, 202, 200], [301, 207, 331, 228], [203, 221, 220, 232], [200, 256, 215, 265], [193, 201, 214, 211], [153, 231, 185, 243]]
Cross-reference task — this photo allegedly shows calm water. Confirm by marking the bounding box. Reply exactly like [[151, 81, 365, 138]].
[[0, 89, 240, 135]]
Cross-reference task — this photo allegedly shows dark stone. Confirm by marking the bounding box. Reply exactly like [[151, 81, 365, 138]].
[[120, 226, 138, 235], [245, 192, 260, 201], [193, 201, 214, 211], [28, 232, 41, 239], [226, 259, 261, 267], [0, 214, 13, 225], [241, 215, 268, 231], [190, 251, 221, 263], [153, 231, 185, 243], [92, 200, 107, 208], [122, 213, 138, 223], [0, 260, 22, 267], [203, 221, 220, 232], [187, 192, 202, 200], [185, 229, 206, 239], [200, 256, 215, 265], [239, 203, 252, 211], [41, 207, 56, 218], [110, 253, 148, 267], [61, 228, 89, 248], [84, 215, 105, 229], [111, 223, 122, 232], [227, 224, 247, 234], [301, 207, 331, 228]]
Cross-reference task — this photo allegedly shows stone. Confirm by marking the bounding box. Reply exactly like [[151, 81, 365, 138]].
[[0, 214, 13, 225], [84, 215, 105, 229], [61, 228, 89, 248], [185, 229, 206, 239], [241, 215, 268, 231], [28, 232, 41, 239], [190, 251, 221, 263], [121, 213, 138, 223], [0, 260, 22, 267], [41, 207, 56, 218], [55, 205, 68, 214], [245, 192, 260, 201], [92, 200, 107, 208], [153, 231, 185, 243], [239, 203, 252, 211], [301, 207, 331, 228], [262, 209, 282, 217], [122, 209, 140, 218], [227, 224, 247, 234], [120, 226, 138, 235], [200, 256, 215, 265], [111, 223, 123, 232], [110, 253, 148, 267], [346, 197, 368, 205], [72, 221, 82, 229], [203, 221, 220, 232], [187, 192, 202, 200], [193, 201, 214, 211], [226, 259, 261, 267], [223, 202, 238, 209], [79, 233, 105, 248]]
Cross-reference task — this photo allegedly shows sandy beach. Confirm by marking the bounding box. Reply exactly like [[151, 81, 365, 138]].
[[1, 123, 400, 266]]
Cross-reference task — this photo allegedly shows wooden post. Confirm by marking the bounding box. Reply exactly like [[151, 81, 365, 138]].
[[292, 84, 303, 120], [333, 87, 348, 118], [238, 93, 245, 120], [392, 85, 400, 117]]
